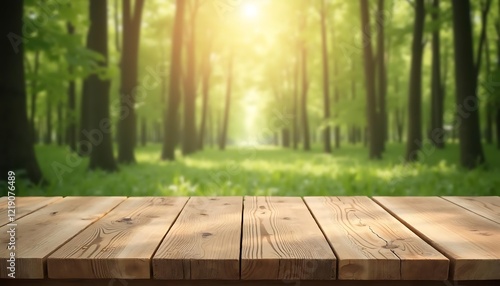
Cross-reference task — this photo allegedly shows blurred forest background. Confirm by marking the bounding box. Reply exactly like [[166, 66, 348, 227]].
[[1, 0, 499, 196]]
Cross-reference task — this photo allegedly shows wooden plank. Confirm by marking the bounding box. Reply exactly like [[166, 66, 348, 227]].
[[373, 197, 500, 280], [47, 197, 188, 279], [0, 196, 125, 279], [241, 196, 336, 280], [442, 196, 500, 224], [0, 197, 63, 226], [304, 197, 449, 280], [153, 197, 242, 280]]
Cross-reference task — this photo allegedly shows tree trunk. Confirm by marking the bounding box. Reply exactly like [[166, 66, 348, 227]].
[[45, 94, 52, 145], [162, 0, 185, 160], [405, 0, 425, 162], [429, 0, 445, 149], [219, 52, 234, 151], [182, 4, 199, 155], [198, 33, 213, 151], [1, 0, 45, 184], [292, 53, 299, 150], [320, 0, 331, 153], [451, 0, 486, 168], [484, 33, 493, 145], [29, 51, 40, 142], [496, 109, 500, 149], [300, 43, 311, 151], [85, 0, 118, 172], [474, 0, 492, 81], [282, 128, 291, 148], [57, 100, 63, 146], [376, 0, 387, 152], [360, 0, 381, 159], [395, 108, 404, 144], [333, 53, 340, 149], [117, 0, 144, 164], [65, 22, 77, 152]]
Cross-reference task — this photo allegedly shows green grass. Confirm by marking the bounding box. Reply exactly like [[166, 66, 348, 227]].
[[15, 143, 500, 196]]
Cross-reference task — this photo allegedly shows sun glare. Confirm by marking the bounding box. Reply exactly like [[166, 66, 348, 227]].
[[241, 2, 259, 20]]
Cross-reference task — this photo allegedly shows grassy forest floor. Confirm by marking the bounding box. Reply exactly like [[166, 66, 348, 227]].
[[15, 143, 500, 196]]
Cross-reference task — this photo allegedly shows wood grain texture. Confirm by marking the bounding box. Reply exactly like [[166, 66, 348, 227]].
[[0, 196, 125, 279], [304, 197, 449, 280], [47, 197, 188, 279], [241, 196, 336, 280], [374, 196, 500, 280], [0, 197, 62, 226], [442, 196, 500, 224], [153, 197, 242, 280]]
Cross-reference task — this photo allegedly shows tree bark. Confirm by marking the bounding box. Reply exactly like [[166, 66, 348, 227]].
[[376, 0, 387, 152], [360, 0, 381, 159], [451, 0, 486, 168], [475, 0, 492, 81], [320, 0, 331, 153], [405, 0, 425, 162], [45, 94, 52, 145], [85, 0, 118, 172], [117, 0, 144, 164], [29, 51, 40, 142], [162, 0, 185, 160], [219, 51, 234, 151], [66, 22, 77, 152], [0, 0, 45, 184], [57, 100, 63, 146], [429, 0, 445, 148], [183, 2, 199, 155]]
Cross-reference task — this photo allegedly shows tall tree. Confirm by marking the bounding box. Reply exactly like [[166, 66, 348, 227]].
[[429, 0, 445, 148], [45, 94, 52, 144], [28, 51, 40, 142], [474, 0, 492, 81], [117, 0, 145, 164], [183, 1, 200, 155], [496, 0, 500, 149], [219, 51, 234, 151], [292, 54, 300, 150], [0, 0, 44, 184], [85, 0, 118, 171], [360, 0, 382, 159], [198, 33, 213, 150], [320, 0, 332, 153], [376, 0, 387, 152], [451, 0, 486, 168], [66, 22, 77, 152], [405, 0, 426, 162], [162, 0, 185, 160]]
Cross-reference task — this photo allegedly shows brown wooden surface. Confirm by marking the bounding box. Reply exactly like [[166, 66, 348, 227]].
[[0, 197, 125, 279], [0, 197, 62, 226], [47, 197, 188, 279], [373, 196, 500, 280], [1, 196, 499, 282], [153, 197, 242, 280], [241, 196, 336, 280], [442, 196, 500, 224], [305, 196, 449, 280]]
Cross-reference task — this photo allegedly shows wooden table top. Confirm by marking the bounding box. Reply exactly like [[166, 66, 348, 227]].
[[0, 196, 499, 282]]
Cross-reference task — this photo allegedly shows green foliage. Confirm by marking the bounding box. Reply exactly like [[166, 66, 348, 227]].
[[18, 143, 500, 196]]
